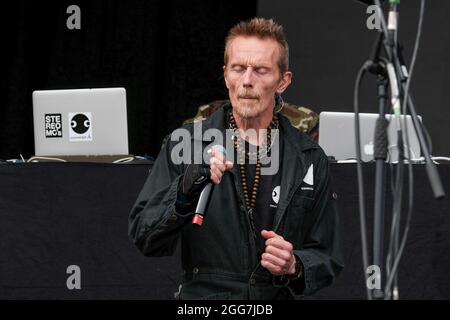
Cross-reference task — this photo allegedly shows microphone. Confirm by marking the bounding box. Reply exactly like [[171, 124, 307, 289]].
[[191, 183, 213, 226], [192, 145, 227, 227]]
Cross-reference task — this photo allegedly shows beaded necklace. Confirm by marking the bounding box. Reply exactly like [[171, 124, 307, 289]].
[[228, 111, 279, 211]]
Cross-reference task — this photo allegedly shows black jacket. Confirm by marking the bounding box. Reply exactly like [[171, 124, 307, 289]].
[[128, 104, 344, 299]]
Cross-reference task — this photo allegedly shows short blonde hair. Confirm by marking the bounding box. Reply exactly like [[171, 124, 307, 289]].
[[224, 18, 289, 75]]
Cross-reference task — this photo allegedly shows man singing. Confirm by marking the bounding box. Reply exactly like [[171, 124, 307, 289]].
[[129, 18, 343, 299]]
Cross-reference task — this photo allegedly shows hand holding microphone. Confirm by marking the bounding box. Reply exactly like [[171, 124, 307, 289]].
[[191, 146, 233, 226], [208, 146, 234, 185], [177, 145, 233, 226]]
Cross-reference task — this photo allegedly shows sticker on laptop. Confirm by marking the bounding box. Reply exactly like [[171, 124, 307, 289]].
[[69, 112, 92, 142], [45, 113, 63, 138]]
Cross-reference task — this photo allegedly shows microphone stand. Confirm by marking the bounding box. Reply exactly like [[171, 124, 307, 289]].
[[365, 30, 389, 300], [374, 0, 445, 200], [384, 1, 404, 300], [369, 0, 446, 300], [372, 74, 389, 300]]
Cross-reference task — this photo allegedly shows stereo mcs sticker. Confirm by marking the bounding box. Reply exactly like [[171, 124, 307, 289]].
[[69, 112, 92, 141], [45, 114, 63, 138]]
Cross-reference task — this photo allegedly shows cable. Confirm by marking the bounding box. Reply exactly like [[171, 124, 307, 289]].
[[430, 156, 450, 162], [375, 0, 433, 158], [374, 0, 389, 42], [400, 0, 424, 134], [113, 156, 135, 164], [421, 120, 433, 155], [384, 0, 426, 298], [372, 0, 425, 299], [354, 61, 373, 300], [385, 0, 425, 298], [27, 156, 67, 163]]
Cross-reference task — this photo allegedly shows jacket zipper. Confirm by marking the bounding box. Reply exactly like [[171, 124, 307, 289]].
[[230, 169, 258, 264]]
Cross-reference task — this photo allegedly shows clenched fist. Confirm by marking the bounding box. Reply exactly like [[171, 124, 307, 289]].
[[260, 230, 296, 276]]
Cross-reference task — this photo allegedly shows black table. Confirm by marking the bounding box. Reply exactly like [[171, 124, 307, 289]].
[[0, 162, 449, 299]]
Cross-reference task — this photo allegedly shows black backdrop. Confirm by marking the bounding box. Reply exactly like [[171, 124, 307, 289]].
[[0, 0, 256, 160]]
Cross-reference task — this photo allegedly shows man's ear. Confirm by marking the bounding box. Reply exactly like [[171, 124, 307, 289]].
[[223, 65, 230, 89], [277, 71, 293, 94]]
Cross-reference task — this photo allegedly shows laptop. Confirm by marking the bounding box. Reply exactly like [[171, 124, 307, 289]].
[[318, 112, 422, 162], [32, 88, 130, 161]]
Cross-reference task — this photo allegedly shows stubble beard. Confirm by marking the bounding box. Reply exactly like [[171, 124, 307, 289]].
[[234, 95, 270, 120]]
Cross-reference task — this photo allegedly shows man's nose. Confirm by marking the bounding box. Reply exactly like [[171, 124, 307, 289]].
[[242, 67, 254, 88]]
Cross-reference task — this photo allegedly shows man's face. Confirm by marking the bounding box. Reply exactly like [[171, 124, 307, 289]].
[[224, 36, 292, 120]]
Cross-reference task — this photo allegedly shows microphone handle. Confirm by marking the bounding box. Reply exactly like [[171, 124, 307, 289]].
[[192, 182, 214, 226]]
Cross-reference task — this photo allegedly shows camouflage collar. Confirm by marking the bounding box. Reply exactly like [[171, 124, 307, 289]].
[[196, 103, 318, 154]]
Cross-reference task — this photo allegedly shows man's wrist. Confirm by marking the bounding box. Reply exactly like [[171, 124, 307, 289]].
[[284, 254, 303, 280]]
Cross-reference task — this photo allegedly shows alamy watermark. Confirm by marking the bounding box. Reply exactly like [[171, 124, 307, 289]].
[[66, 5, 81, 30], [366, 265, 381, 290], [366, 5, 382, 31], [66, 265, 81, 290], [170, 123, 280, 176]]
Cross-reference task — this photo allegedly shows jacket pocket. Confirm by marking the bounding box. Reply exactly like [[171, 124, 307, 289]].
[[292, 195, 314, 211], [284, 194, 315, 244]]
